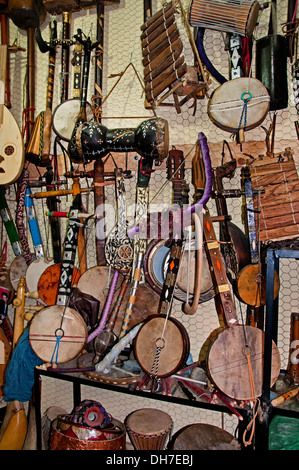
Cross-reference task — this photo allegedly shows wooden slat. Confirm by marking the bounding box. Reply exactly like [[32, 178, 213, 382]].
[[142, 30, 181, 67], [259, 224, 299, 242], [251, 169, 298, 187], [257, 200, 299, 220], [141, 1, 173, 31], [250, 160, 296, 176]]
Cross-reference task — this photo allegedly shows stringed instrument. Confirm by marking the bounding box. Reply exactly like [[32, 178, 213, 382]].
[[105, 168, 133, 272], [213, 140, 251, 284], [236, 166, 280, 307], [52, 25, 93, 142], [0, 45, 24, 186], [26, 21, 57, 167], [29, 195, 87, 364]]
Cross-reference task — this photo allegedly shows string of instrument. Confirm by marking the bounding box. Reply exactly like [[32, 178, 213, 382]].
[[0, 0, 298, 451]]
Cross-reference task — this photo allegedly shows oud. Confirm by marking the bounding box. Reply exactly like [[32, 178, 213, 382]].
[[25, 21, 57, 167]]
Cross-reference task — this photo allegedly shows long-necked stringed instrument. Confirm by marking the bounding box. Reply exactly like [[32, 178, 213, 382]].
[[29, 195, 87, 365], [26, 21, 57, 167], [0, 45, 24, 186]]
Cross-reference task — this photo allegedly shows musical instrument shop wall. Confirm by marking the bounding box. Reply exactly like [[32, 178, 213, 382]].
[[0, 0, 299, 451]]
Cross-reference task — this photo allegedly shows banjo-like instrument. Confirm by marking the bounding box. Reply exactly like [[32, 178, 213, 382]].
[[52, 27, 94, 142], [0, 45, 25, 186], [29, 195, 87, 364]]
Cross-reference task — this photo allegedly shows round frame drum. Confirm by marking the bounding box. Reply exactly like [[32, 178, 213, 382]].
[[208, 77, 270, 133], [50, 417, 126, 450], [169, 423, 240, 450], [207, 325, 281, 400], [125, 408, 173, 450], [134, 314, 190, 378], [29, 305, 88, 363]]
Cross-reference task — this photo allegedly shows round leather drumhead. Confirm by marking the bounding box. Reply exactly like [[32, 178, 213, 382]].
[[208, 325, 281, 400], [169, 423, 240, 450], [125, 408, 173, 436], [134, 315, 190, 377]]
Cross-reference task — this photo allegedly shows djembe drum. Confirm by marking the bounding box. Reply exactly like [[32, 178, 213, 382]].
[[124, 408, 173, 450]]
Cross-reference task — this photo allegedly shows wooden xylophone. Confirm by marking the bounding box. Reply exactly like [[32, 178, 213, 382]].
[[248, 149, 299, 242]]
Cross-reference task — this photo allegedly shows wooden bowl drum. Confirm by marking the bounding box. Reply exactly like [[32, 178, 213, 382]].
[[29, 305, 88, 363], [207, 325, 281, 400], [124, 408, 173, 450], [188, 0, 260, 37], [208, 77, 270, 134], [50, 417, 126, 450], [134, 314, 190, 378], [169, 423, 240, 450]]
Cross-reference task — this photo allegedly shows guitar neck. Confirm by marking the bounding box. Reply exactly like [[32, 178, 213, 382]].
[[0, 45, 7, 125], [0, 15, 10, 109]]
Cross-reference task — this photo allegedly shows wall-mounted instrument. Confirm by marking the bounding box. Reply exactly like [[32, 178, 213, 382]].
[[69, 116, 169, 166], [0, 189, 22, 256], [105, 168, 133, 272], [7, 0, 46, 30], [29, 195, 87, 365], [26, 21, 57, 167], [0, 45, 24, 186], [236, 166, 280, 307], [52, 28, 94, 142], [207, 77, 270, 142], [140, 0, 208, 112]]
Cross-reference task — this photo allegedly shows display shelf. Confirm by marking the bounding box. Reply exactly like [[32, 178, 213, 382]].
[[33, 366, 251, 451]]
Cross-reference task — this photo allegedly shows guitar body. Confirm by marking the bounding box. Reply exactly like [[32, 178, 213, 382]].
[[236, 263, 280, 307], [0, 105, 24, 185]]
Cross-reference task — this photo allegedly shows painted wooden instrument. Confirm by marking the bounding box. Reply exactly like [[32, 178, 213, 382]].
[[24, 27, 36, 145], [188, 0, 260, 37], [25, 21, 57, 167], [125, 408, 173, 450], [135, 237, 190, 379], [29, 196, 87, 364], [207, 77, 270, 137], [0, 45, 25, 186], [44, 166, 62, 264], [69, 116, 169, 165], [236, 165, 280, 307], [105, 168, 133, 272], [24, 186, 44, 259]]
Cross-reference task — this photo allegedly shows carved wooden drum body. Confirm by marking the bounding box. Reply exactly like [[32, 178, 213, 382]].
[[134, 314, 190, 378], [124, 408, 173, 450]]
